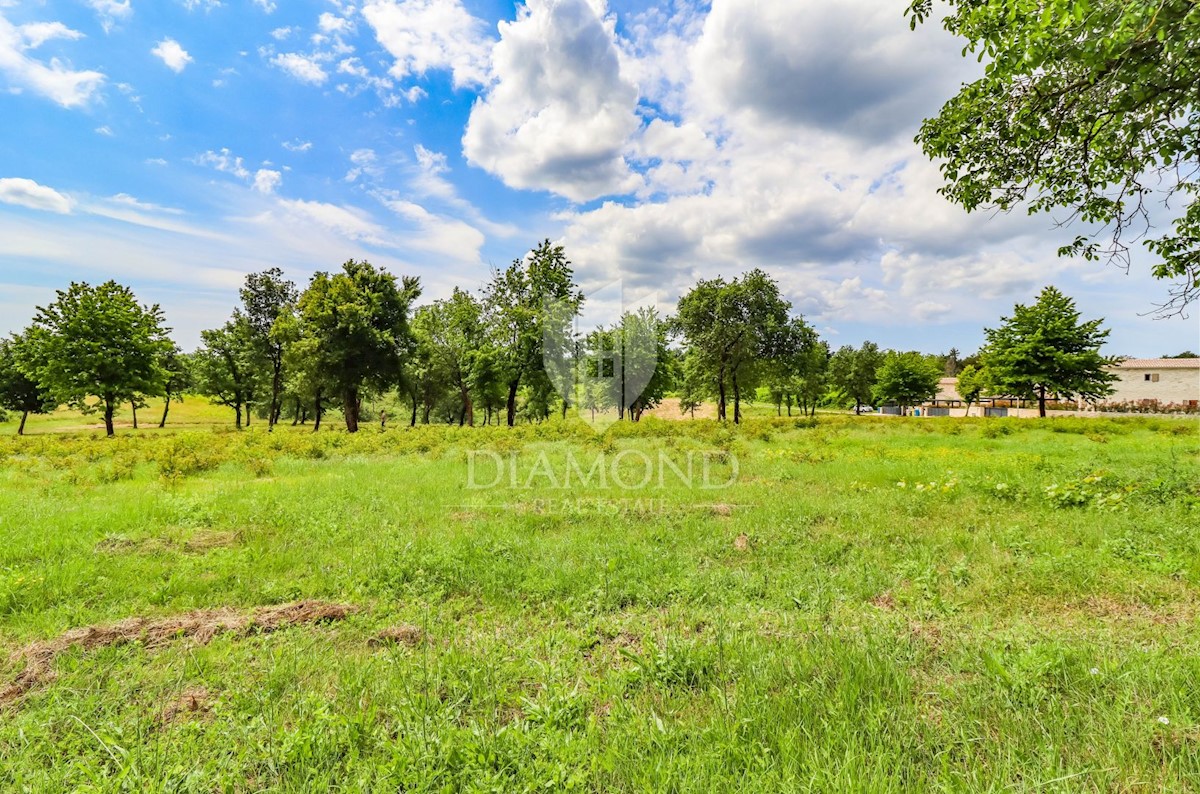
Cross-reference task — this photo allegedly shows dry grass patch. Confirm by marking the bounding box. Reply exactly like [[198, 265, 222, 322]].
[[160, 687, 212, 725], [1, 600, 356, 707], [370, 625, 425, 648]]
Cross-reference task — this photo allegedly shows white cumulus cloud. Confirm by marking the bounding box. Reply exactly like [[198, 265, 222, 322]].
[[462, 0, 642, 203], [0, 14, 105, 107], [151, 38, 193, 73], [271, 52, 327, 84], [252, 168, 282, 194], [194, 148, 251, 179], [85, 0, 132, 32], [18, 22, 84, 50], [0, 177, 73, 214], [361, 0, 491, 89]]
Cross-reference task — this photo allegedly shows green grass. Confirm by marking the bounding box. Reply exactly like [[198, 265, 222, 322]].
[[0, 415, 1197, 791]]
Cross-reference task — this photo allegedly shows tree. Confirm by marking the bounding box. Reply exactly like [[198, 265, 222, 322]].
[[676, 351, 707, 419], [765, 317, 827, 418], [414, 289, 485, 426], [618, 308, 673, 422], [955, 363, 987, 416], [0, 335, 55, 435], [482, 240, 583, 426], [282, 327, 333, 431], [983, 286, 1118, 417], [1164, 351, 1198, 359], [910, 0, 1200, 312], [240, 268, 298, 429], [25, 281, 171, 436], [942, 347, 961, 376], [673, 269, 791, 423], [872, 351, 943, 412], [402, 329, 449, 426], [299, 260, 420, 432], [194, 316, 259, 428], [829, 341, 884, 413], [157, 345, 192, 428]]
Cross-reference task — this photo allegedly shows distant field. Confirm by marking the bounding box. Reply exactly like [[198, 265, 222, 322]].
[[0, 415, 1197, 790]]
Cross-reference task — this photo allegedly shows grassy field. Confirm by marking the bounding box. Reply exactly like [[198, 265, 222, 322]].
[[0, 412, 1197, 791]]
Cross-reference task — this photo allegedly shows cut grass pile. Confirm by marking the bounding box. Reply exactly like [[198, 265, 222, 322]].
[[0, 415, 1197, 791]]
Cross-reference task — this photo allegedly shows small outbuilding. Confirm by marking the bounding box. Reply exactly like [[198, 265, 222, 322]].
[[1102, 358, 1199, 410]]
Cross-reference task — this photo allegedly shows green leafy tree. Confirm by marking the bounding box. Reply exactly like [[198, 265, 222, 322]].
[[25, 281, 172, 436], [618, 307, 673, 422], [910, 0, 1200, 311], [194, 316, 260, 428], [240, 268, 298, 429], [414, 288, 486, 426], [764, 317, 827, 418], [954, 363, 987, 416], [983, 286, 1118, 417], [299, 260, 421, 432], [405, 317, 450, 425], [672, 350, 706, 419], [157, 345, 192, 428], [1164, 351, 1198, 359], [0, 335, 56, 435], [282, 325, 333, 431], [673, 269, 791, 423], [482, 240, 583, 426], [942, 347, 961, 376], [829, 341, 884, 413], [872, 351, 943, 412]]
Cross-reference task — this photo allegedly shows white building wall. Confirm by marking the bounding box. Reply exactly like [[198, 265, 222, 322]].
[[1104, 367, 1199, 405]]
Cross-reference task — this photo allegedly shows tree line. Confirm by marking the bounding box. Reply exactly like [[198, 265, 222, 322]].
[[0, 241, 1125, 434]]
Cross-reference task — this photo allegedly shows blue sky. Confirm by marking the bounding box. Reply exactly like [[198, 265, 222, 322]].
[[1, 0, 1196, 356]]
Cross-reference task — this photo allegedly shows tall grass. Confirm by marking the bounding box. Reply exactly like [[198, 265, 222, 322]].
[[0, 415, 1197, 790]]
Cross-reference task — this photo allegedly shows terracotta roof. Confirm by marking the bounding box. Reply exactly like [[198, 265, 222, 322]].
[[1115, 358, 1200, 369]]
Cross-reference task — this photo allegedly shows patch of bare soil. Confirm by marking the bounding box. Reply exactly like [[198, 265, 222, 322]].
[[95, 535, 173, 554], [869, 591, 896, 610], [643, 398, 717, 421], [1, 600, 355, 707], [183, 530, 239, 552], [711, 503, 733, 517], [95, 530, 239, 555], [733, 533, 750, 551], [370, 625, 425, 648], [1080, 595, 1198, 626], [160, 687, 212, 725]]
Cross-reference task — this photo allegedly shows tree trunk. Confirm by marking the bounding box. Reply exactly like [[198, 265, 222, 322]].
[[18, 410, 28, 436], [235, 403, 243, 429], [131, 400, 138, 430], [410, 394, 418, 427], [104, 398, 115, 437], [1038, 385, 1047, 418], [269, 362, 283, 431], [344, 389, 360, 433], [732, 372, 741, 424], [506, 381, 519, 427], [462, 386, 474, 427], [159, 396, 171, 428], [717, 376, 727, 422]]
